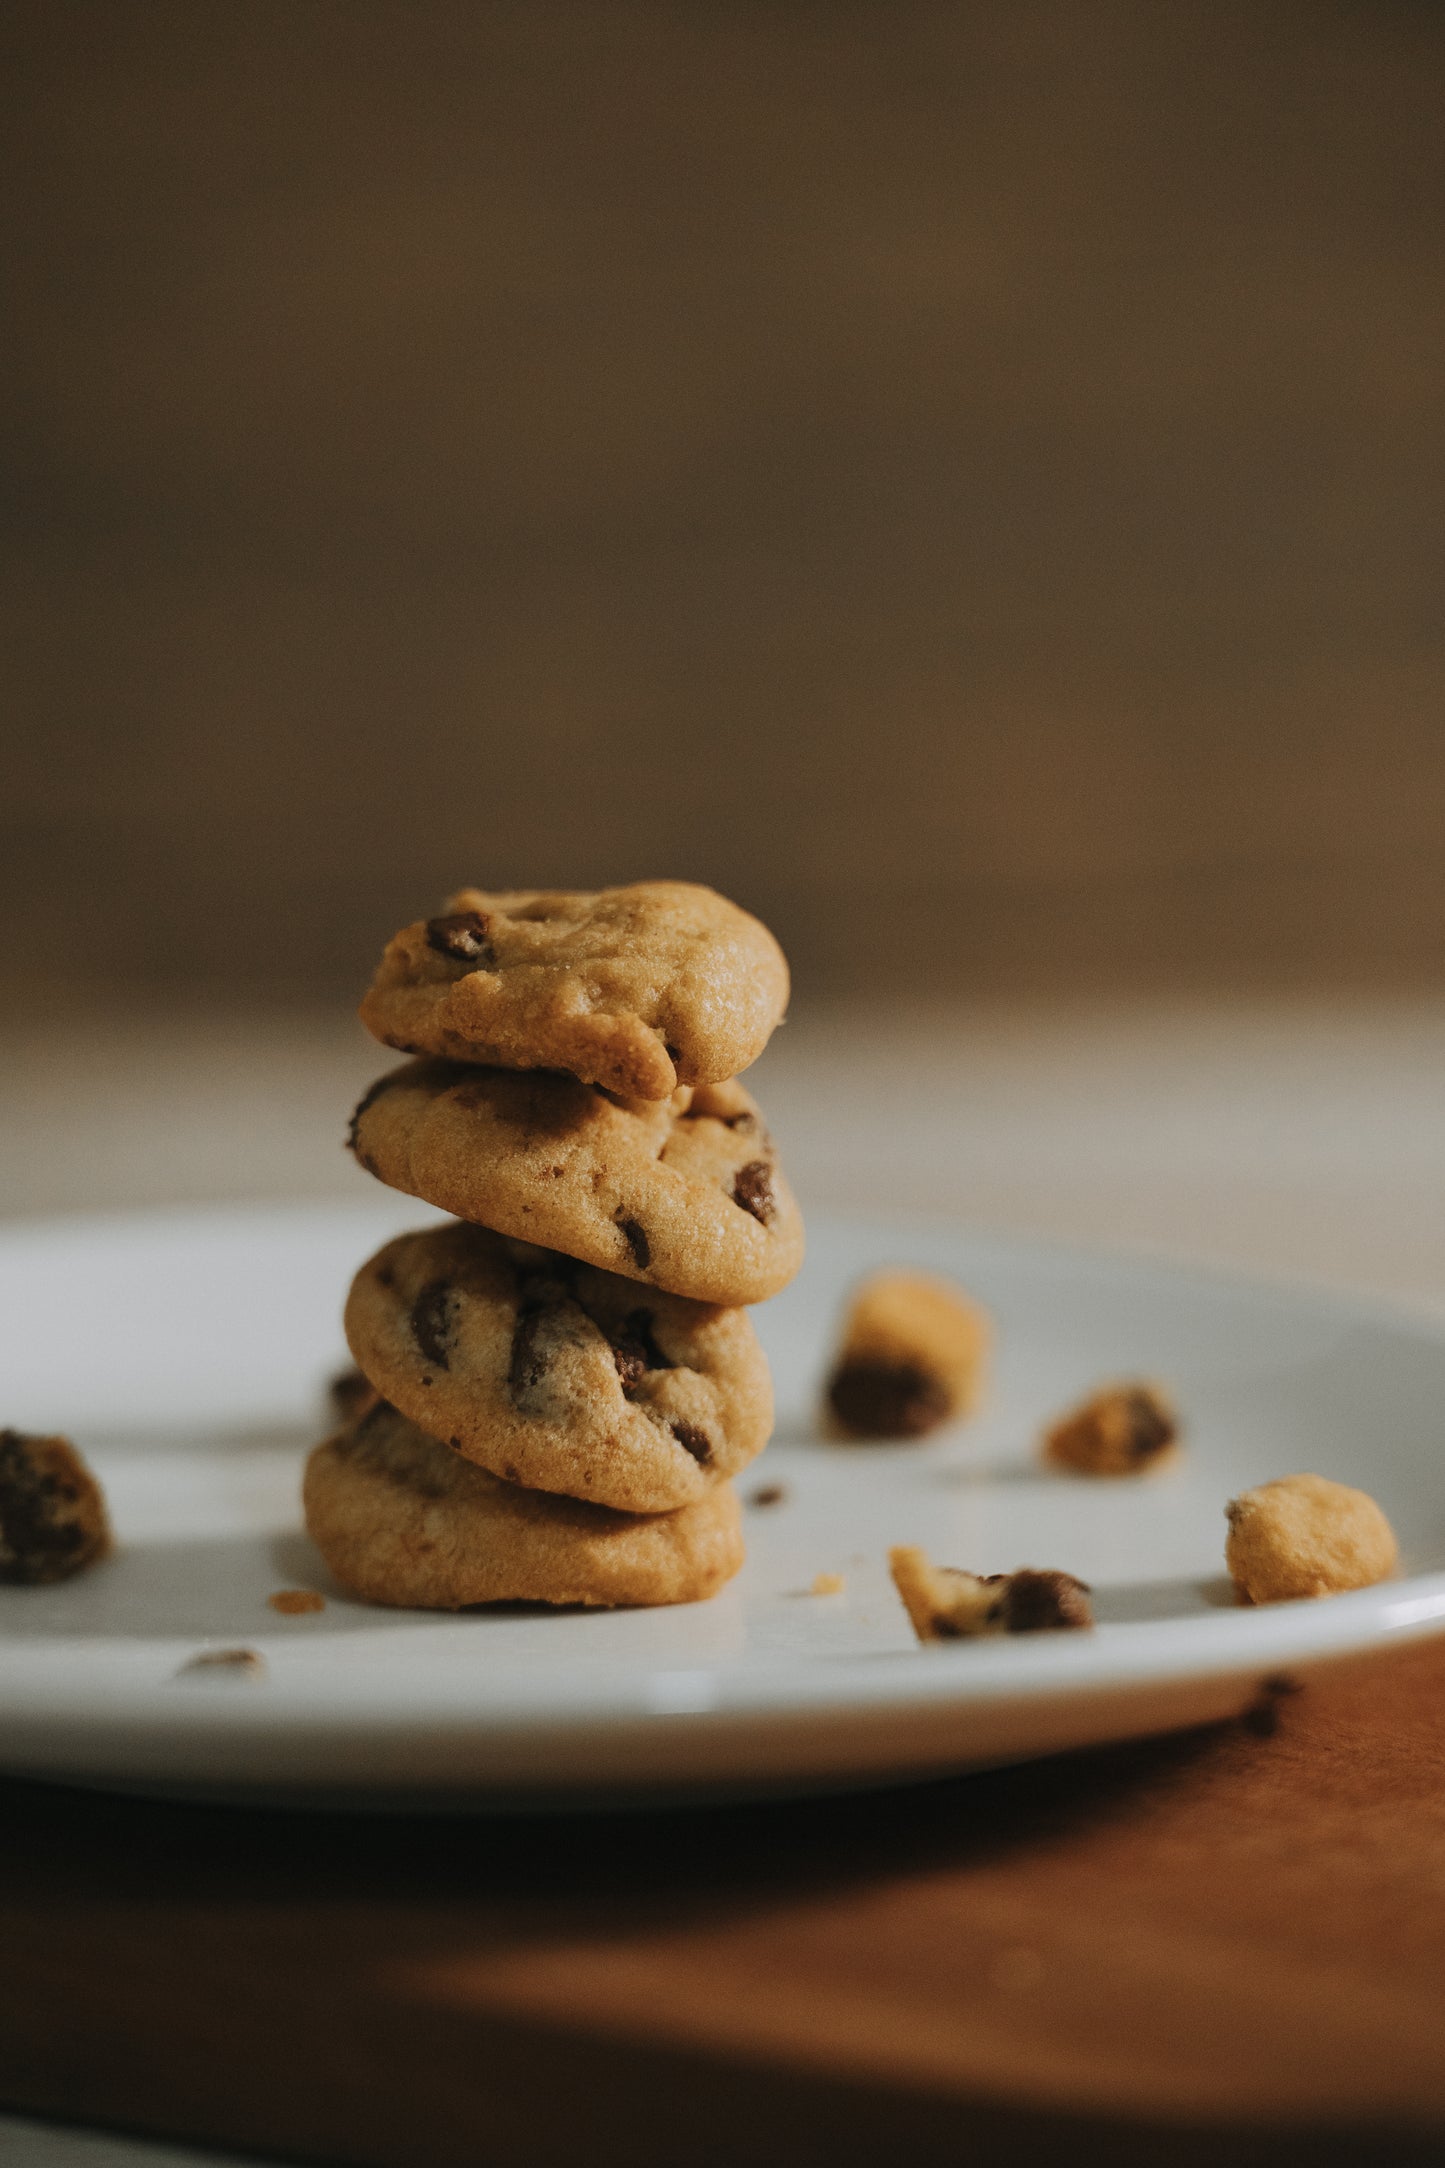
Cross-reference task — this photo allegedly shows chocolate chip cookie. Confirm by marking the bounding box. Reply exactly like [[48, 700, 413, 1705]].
[[359, 880, 789, 1100], [344, 1222, 773, 1514], [347, 1062, 804, 1306], [305, 1398, 744, 1611], [0, 1428, 113, 1585]]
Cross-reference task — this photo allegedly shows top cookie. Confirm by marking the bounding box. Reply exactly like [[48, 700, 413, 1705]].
[[359, 881, 789, 1099], [347, 1062, 804, 1305]]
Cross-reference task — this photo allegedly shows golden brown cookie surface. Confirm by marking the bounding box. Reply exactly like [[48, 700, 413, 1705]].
[[1043, 1381, 1179, 1476], [344, 1222, 773, 1514], [1225, 1473, 1398, 1603], [347, 1062, 804, 1305], [359, 880, 789, 1099], [304, 1400, 744, 1611]]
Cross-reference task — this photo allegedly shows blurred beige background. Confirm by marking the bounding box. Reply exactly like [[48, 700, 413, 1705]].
[[5, 0, 1445, 1006]]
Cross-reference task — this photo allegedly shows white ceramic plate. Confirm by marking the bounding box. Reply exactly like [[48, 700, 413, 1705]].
[[3, 1201, 1444, 1809]]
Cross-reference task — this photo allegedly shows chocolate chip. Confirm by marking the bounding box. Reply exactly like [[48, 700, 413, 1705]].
[[731, 1159, 776, 1226], [671, 1422, 713, 1465], [1123, 1388, 1176, 1462], [616, 1215, 651, 1270], [999, 1569, 1094, 1633], [346, 1070, 405, 1156], [609, 1308, 672, 1394], [612, 1339, 646, 1394], [827, 1358, 951, 1439], [409, 1279, 455, 1371], [425, 910, 495, 965], [749, 1482, 788, 1508], [508, 1300, 550, 1398]]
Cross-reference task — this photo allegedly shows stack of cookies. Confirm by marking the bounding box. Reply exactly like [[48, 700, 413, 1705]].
[[305, 881, 802, 1612]]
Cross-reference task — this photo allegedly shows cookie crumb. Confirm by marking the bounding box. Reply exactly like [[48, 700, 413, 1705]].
[[1043, 1381, 1179, 1475], [177, 1647, 267, 1677], [889, 1546, 1092, 1641], [749, 1482, 789, 1508], [826, 1272, 990, 1439], [0, 1428, 112, 1585], [1225, 1474, 1398, 1603], [268, 1589, 326, 1615], [811, 1571, 846, 1596]]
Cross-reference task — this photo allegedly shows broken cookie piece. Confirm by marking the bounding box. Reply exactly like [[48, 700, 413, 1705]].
[[889, 1545, 1093, 1641], [826, 1272, 990, 1439], [1043, 1381, 1179, 1476], [0, 1428, 113, 1585], [1225, 1473, 1398, 1604]]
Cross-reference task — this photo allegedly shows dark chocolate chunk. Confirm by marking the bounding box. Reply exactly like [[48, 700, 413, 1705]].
[[425, 910, 495, 965], [616, 1215, 651, 1270], [508, 1300, 551, 1398], [609, 1308, 672, 1395], [731, 1159, 776, 1225], [999, 1568, 1093, 1634], [409, 1279, 455, 1371], [749, 1482, 788, 1508], [827, 1358, 951, 1439], [1122, 1388, 1177, 1462], [671, 1421, 713, 1465]]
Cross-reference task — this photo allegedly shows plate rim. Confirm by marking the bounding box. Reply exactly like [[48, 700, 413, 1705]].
[[4, 1199, 1444, 1796]]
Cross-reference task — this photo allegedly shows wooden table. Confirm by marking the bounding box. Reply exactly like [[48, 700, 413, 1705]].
[[5, 1637, 1445, 2165], [5, 998, 1445, 2164]]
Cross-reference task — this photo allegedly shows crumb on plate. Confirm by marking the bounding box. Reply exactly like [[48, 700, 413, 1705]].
[[1225, 1473, 1397, 1603], [889, 1545, 1093, 1641], [825, 1271, 991, 1440], [177, 1647, 267, 1678], [269, 1588, 326, 1615], [749, 1482, 789, 1508], [1043, 1380, 1179, 1476], [811, 1571, 846, 1596]]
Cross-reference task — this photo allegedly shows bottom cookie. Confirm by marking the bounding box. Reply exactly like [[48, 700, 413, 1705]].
[[304, 1399, 745, 1611]]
